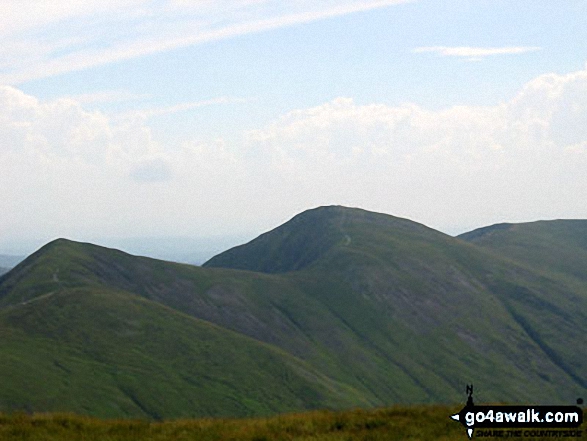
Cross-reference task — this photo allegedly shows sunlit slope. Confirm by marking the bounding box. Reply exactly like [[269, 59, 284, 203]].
[[0, 284, 363, 419], [459, 219, 587, 283], [0, 206, 585, 418], [205, 206, 587, 402]]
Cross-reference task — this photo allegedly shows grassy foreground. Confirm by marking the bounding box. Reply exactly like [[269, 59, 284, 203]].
[[0, 406, 585, 441]]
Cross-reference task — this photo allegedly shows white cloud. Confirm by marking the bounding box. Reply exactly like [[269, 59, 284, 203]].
[[0, 85, 254, 239], [243, 65, 587, 231], [129, 157, 173, 182], [0, 84, 158, 167], [414, 46, 542, 59], [0, 0, 412, 84], [131, 97, 247, 119], [2, 64, 587, 241], [67, 90, 151, 105]]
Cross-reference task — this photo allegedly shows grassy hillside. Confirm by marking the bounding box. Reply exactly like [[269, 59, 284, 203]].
[[206, 207, 587, 403], [458, 219, 587, 283], [0, 207, 586, 418], [202, 206, 353, 273], [203, 206, 437, 274], [0, 273, 362, 418]]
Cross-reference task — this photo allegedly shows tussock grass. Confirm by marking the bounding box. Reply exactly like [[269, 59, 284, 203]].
[[1, 406, 585, 441]]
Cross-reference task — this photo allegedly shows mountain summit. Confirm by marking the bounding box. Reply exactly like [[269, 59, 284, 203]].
[[203, 205, 438, 273], [0, 207, 585, 418]]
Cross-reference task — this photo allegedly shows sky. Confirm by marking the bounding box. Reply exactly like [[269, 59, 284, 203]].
[[2, 0, 587, 254]]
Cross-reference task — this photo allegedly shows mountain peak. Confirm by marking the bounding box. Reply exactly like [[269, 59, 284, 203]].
[[202, 206, 349, 273], [203, 205, 438, 273], [0, 237, 142, 308]]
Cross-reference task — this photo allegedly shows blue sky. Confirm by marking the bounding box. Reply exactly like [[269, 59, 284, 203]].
[[2, 0, 587, 251]]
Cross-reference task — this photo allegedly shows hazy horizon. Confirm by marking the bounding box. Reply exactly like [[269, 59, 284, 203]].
[[0, 206, 581, 264]]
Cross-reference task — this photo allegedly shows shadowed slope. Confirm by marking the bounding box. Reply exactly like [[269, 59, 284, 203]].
[[203, 206, 436, 273], [0, 242, 365, 419], [459, 219, 587, 283], [205, 206, 587, 402], [0, 207, 586, 417]]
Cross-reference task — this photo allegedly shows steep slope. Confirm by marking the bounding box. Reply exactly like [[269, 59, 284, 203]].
[[458, 219, 587, 283], [203, 206, 438, 273], [203, 206, 349, 273], [205, 206, 587, 402], [0, 244, 364, 418], [0, 207, 586, 418]]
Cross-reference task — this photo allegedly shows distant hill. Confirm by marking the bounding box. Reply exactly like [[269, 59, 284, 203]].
[[0, 240, 362, 419], [459, 219, 587, 283], [0, 254, 24, 269], [0, 207, 585, 418]]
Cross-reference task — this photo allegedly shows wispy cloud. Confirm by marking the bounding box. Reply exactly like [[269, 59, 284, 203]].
[[128, 97, 247, 119], [414, 46, 542, 59], [0, 0, 413, 85], [67, 90, 151, 104]]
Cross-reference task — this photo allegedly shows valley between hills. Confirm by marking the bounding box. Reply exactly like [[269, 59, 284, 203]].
[[0, 206, 585, 419]]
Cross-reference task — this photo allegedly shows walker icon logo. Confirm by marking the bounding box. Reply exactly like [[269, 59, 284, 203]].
[[450, 385, 584, 439]]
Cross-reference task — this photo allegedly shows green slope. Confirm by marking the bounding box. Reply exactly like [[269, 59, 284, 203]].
[[202, 206, 351, 273], [205, 206, 587, 402], [0, 207, 586, 419], [203, 206, 436, 274], [0, 285, 363, 419], [458, 219, 587, 283]]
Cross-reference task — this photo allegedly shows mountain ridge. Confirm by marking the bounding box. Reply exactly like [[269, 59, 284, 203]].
[[203, 205, 447, 273], [0, 206, 585, 418], [459, 219, 587, 283]]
